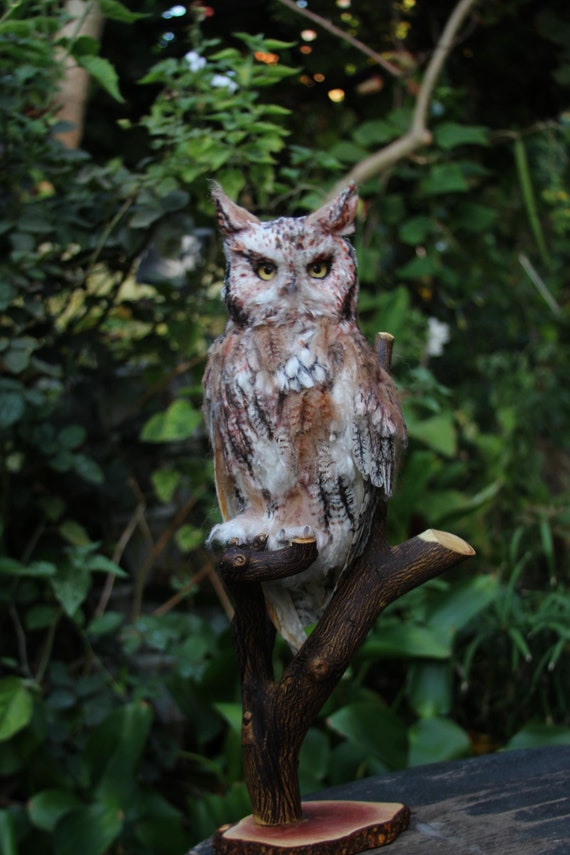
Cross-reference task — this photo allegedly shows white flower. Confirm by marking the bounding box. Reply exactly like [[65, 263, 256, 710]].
[[184, 50, 206, 72], [426, 317, 450, 357], [211, 73, 238, 92]]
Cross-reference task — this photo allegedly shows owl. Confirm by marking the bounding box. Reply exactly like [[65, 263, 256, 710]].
[[203, 182, 406, 651]]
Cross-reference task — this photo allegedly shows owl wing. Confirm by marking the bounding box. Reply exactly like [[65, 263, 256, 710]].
[[203, 332, 267, 524], [350, 347, 406, 501], [211, 429, 236, 523], [202, 339, 241, 525]]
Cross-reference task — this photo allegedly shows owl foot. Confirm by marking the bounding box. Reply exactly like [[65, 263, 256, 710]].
[[207, 519, 269, 550], [275, 525, 316, 546], [275, 526, 334, 556]]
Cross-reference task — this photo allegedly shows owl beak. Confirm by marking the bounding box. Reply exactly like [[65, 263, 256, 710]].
[[283, 278, 297, 297]]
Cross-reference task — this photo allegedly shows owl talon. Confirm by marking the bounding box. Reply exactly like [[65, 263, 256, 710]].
[[275, 526, 316, 547], [252, 533, 269, 550]]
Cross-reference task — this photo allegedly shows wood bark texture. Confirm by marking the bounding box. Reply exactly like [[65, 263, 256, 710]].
[[218, 511, 474, 832]]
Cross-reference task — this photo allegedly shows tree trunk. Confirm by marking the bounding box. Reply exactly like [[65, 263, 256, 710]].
[[55, 0, 104, 148]]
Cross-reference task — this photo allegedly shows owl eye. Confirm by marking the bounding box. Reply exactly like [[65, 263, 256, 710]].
[[307, 259, 331, 279], [254, 261, 277, 281]]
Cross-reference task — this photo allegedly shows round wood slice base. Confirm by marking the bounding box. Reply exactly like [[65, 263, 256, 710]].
[[213, 800, 410, 855]]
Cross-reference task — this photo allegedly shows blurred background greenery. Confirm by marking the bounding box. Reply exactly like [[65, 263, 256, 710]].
[[0, 0, 569, 851]]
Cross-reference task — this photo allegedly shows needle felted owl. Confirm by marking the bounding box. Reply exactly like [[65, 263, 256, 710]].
[[203, 182, 406, 651]]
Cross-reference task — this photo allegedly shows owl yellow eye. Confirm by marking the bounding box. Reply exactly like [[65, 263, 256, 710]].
[[255, 261, 277, 281], [308, 260, 331, 279]]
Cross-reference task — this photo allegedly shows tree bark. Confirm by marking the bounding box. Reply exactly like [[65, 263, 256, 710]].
[[219, 511, 474, 826], [55, 0, 104, 148]]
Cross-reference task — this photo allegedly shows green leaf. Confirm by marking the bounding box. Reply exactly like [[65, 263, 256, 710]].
[[0, 557, 56, 577], [59, 519, 91, 546], [505, 723, 570, 751], [399, 216, 435, 245], [151, 468, 181, 503], [419, 162, 470, 195], [51, 560, 91, 618], [175, 524, 203, 552], [213, 702, 242, 735], [0, 390, 25, 428], [214, 168, 246, 200], [299, 728, 331, 793], [0, 809, 17, 855], [397, 255, 438, 279], [353, 119, 400, 147], [70, 35, 100, 58], [358, 623, 451, 660], [59, 425, 86, 449], [0, 677, 34, 742], [25, 604, 61, 630], [0, 283, 16, 311], [434, 122, 489, 150], [133, 794, 190, 854], [426, 575, 499, 642], [73, 453, 104, 485], [86, 554, 126, 576], [49, 449, 75, 473], [408, 717, 471, 766], [406, 661, 452, 718], [54, 804, 123, 855], [99, 0, 149, 22], [86, 702, 153, 809], [160, 189, 190, 212], [141, 399, 201, 443], [329, 141, 368, 165], [76, 55, 124, 103], [28, 788, 83, 832], [456, 202, 498, 233], [327, 701, 407, 770], [18, 209, 53, 234], [87, 611, 123, 637], [405, 411, 457, 457], [4, 336, 37, 373]]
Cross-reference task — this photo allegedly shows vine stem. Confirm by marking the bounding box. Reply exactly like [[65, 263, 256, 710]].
[[328, 0, 481, 193], [274, 0, 404, 77]]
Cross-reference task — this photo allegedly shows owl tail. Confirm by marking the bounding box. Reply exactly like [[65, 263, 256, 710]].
[[262, 583, 309, 652]]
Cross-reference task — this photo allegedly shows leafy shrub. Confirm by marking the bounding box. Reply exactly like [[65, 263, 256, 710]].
[[1, 1, 569, 851]]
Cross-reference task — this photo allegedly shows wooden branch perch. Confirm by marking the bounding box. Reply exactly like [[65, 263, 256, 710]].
[[329, 0, 481, 195], [218, 503, 474, 828]]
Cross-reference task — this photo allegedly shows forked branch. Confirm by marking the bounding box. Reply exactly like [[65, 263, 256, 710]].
[[327, 0, 481, 193], [218, 503, 474, 826]]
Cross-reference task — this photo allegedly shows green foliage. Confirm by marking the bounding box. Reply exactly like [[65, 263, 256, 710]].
[[1, 0, 569, 850]]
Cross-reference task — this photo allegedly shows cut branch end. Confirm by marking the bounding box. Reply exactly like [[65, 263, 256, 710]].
[[417, 528, 476, 556]]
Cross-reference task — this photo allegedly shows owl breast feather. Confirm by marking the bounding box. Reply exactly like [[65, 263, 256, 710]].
[[204, 317, 403, 522]]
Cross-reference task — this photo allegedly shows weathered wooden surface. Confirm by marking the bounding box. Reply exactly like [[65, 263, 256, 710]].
[[188, 746, 570, 854]]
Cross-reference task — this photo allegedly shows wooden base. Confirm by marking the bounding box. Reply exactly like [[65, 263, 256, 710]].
[[213, 800, 410, 854]]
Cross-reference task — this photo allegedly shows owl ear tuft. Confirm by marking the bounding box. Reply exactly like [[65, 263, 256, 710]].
[[307, 182, 358, 236], [210, 181, 261, 235]]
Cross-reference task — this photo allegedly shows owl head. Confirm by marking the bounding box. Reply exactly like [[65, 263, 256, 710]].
[[211, 183, 359, 326]]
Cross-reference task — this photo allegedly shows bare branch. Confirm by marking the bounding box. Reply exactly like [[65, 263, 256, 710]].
[[274, 0, 403, 78], [330, 0, 481, 194]]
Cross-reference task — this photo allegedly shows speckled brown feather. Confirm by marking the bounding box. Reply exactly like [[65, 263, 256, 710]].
[[203, 184, 406, 650]]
